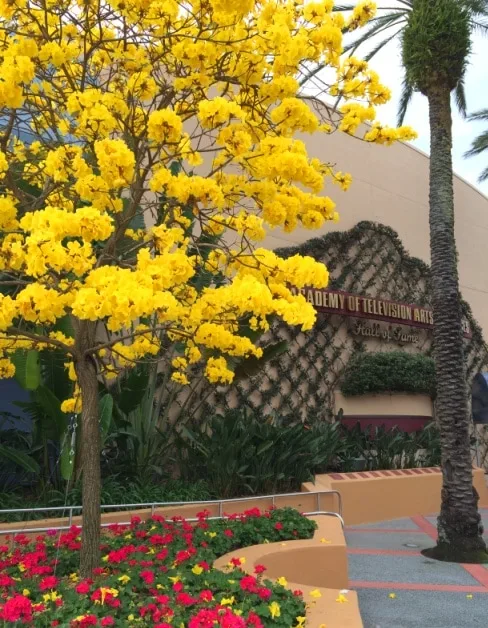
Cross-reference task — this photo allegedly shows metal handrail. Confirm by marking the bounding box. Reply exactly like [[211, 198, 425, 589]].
[[0, 490, 342, 535], [0, 510, 344, 537]]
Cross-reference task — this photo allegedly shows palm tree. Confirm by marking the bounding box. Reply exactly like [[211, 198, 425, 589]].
[[306, 0, 488, 562], [465, 109, 488, 181]]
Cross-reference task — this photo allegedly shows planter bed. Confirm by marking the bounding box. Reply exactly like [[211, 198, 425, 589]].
[[0, 507, 323, 626]]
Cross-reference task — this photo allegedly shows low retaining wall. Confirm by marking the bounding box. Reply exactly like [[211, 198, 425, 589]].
[[303, 466, 488, 525], [215, 516, 362, 628]]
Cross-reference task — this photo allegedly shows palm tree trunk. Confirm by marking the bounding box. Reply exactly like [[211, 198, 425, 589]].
[[74, 321, 101, 576], [425, 83, 486, 561]]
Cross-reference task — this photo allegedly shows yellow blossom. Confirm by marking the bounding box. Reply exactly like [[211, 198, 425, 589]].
[[118, 575, 131, 585], [268, 601, 281, 619]]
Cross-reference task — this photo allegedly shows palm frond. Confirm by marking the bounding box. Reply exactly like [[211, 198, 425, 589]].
[[467, 108, 488, 122], [364, 28, 403, 61], [478, 165, 488, 182], [470, 17, 488, 34], [342, 12, 407, 57], [464, 130, 488, 158], [454, 77, 467, 118], [397, 79, 414, 125]]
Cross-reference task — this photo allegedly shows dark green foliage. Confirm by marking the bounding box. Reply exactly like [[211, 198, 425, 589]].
[[341, 351, 436, 397], [402, 0, 471, 93], [338, 422, 441, 471], [0, 477, 211, 523], [176, 409, 347, 498]]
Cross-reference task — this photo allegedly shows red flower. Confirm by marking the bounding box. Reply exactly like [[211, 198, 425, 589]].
[[150, 534, 173, 545], [293, 589, 303, 596], [257, 587, 272, 600], [176, 592, 196, 606], [247, 611, 264, 627], [75, 581, 91, 595], [196, 510, 211, 520], [254, 564, 266, 574], [274, 522, 283, 530], [101, 617, 115, 626], [70, 614, 97, 627], [0, 574, 15, 587], [199, 589, 213, 602], [51, 621, 60, 626], [151, 514, 165, 523], [240, 575, 258, 593], [223, 529, 233, 537], [0, 595, 33, 622], [140, 569, 155, 585], [172, 581, 184, 592], [39, 575, 59, 591], [156, 548, 169, 561]]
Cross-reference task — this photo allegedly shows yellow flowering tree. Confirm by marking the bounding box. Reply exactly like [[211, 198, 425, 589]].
[[0, 0, 415, 575]]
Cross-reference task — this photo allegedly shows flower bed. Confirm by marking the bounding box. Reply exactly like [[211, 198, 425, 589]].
[[0, 507, 317, 627]]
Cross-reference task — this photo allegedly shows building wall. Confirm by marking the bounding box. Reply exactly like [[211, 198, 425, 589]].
[[261, 128, 488, 336]]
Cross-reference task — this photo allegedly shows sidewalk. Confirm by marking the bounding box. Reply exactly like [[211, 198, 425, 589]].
[[346, 508, 488, 627]]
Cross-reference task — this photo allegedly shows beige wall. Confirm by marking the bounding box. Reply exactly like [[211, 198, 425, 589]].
[[262, 129, 488, 336]]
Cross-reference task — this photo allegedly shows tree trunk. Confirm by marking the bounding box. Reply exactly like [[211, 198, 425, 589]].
[[74, 322, 101, 577], [425, 83, 487, 561]]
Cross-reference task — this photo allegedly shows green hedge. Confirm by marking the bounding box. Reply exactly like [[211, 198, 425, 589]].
[[341, 351, 436, 397]]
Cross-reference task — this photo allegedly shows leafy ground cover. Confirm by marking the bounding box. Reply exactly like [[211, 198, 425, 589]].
[[0, 507, 317, 626]]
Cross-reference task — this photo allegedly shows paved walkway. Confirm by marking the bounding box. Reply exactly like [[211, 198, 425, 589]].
[[346, 508, 488, 627]]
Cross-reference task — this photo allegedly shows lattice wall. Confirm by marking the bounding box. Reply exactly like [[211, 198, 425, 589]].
[[211, 221, 488, 421]]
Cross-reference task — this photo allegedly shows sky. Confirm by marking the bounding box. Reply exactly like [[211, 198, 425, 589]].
[[352, 15, 488, 197]]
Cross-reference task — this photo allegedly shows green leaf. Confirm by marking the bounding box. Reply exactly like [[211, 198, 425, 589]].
[[12, 350, 41, 391], [60, 438, 75, 481], [116, 364, 150, 415], [33, 385, 67, 438], [0, 444, 40, 474], [40, 350, 73, 404], [55, 315, 75, 338], [233, 341, 288, 381], [100, 393, 114, 443]]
